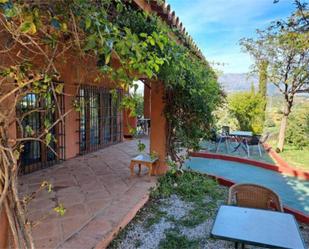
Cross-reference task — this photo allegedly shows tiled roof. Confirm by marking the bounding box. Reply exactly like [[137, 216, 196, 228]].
[[135, 0, 205, 60]]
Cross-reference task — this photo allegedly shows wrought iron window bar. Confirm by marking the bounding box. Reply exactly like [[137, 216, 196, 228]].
[[16, 89, 65, 174], [77, 85, 123, 154]]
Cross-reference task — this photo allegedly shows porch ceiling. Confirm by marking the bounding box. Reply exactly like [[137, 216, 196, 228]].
[[19, 138, 155, 249]]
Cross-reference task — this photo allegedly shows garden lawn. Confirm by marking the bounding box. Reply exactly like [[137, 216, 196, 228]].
[[108, 171, 309, 249], [277, 145, 309, 172], [268, 139, 309, 172]]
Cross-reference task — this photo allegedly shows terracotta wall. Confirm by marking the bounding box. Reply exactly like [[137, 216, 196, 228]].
[[55, 53, 122, 159], [150, 81, 168, 174], [0, 40, 123, 160], [123, 109, 137, 139]]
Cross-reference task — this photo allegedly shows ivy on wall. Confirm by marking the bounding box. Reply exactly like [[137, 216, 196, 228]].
[[0, 1, 223, 247]]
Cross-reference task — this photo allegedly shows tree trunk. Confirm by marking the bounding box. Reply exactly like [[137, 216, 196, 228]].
[[0, 209, 9, 249], [277, 102, 292, 152], [277, 113, 288, 152]]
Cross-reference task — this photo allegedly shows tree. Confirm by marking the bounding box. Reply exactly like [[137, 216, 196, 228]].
[[274, 0, 309, 33], [241, 7, 309, 152], [258, 60, 268, 106], [228, 91, 265, 134]]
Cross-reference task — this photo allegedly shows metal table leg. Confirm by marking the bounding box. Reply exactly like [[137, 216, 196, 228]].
[[216, 136, 223, 152]]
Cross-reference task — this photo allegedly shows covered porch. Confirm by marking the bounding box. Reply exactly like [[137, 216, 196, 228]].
[[19, 138, 155, 249]]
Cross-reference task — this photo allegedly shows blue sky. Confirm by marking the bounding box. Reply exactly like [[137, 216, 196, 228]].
[[168, 0, 296, 74]]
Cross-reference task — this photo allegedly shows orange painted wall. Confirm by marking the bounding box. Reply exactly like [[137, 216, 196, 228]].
[[150, 81, 168, 175], [1, 43, 123, 160], [123, 109, 137, 138], [55, 53, 122, 159]]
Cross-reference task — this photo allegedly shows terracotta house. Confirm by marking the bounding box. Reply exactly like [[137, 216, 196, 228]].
[[0, 0, 205, 247], [1, 0, 204, 176]]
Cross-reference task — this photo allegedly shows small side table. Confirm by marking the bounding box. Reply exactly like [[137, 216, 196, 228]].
[[211, 205, 306, 249], [130, 154, 158, 176]]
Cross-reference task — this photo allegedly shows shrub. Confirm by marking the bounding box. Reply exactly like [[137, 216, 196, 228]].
[[228, 91, 266, 134], [285, 108, 309, 149], [264, 118, 276, 128]]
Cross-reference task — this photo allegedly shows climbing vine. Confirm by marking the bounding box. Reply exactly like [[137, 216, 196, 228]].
[[0, 0, 222, 247]]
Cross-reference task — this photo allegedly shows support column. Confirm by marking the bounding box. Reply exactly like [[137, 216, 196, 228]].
[[143, 83, 151, 119], [63, 83, 79, 159], [150, 81, 168, 175]]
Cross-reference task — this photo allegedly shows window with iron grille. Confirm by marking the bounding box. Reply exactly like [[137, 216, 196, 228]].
[[78, 85, 123, 154], [16, 92, 65, 174]]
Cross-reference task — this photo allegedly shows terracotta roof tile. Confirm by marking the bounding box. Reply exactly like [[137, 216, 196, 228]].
[[144, 0, 205, 60]]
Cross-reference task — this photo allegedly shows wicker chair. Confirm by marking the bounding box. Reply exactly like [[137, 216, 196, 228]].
[[228, 183, 284, 212]]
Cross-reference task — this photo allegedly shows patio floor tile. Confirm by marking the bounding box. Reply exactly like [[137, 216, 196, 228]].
[[20, 138, 155, 248]]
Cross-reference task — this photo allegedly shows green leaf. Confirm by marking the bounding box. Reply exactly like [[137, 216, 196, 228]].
[[20, 21, 37, 34], [85, 17, 91, 30], [47, 184, 52, 193], [116, 3, 123, 12], [55, 84, 64, 94], [140, 33, 148, 38], [0, 0, 9, 3], [13, 150, 20, 160], [145, 69, 153, 78], [157, 41, 164, 51], [4, 5, 18, 18], [83, 34, 97, 51], [25, 125, 34, 136], [44, 119, 51, 129], [153, 63, 159, 72], [61, 23, 68, 32], [156, 58, 164, 65], [105, 53, 111, 65], [45, 133, 52, 145], [54, 204, 66, 216], [148, 37, 155, 46], [44, 74, 51, 83]]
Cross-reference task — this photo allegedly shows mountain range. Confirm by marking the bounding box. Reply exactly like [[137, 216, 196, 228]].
[[218, 73, 278, 95]]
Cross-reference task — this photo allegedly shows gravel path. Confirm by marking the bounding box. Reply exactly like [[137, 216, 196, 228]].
[[109, 189, 309, 249]]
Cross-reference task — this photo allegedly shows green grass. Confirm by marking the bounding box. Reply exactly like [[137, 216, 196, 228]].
[[264, 96, 309, 171], [178, 205, 211, 227], [268, 140, 309, 171], [151, 171, 224, 228], [278, 145, 309, 171], [151, 171, 223, 202], [158, 229, 200, 249], [143, 203, 167, 229]]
